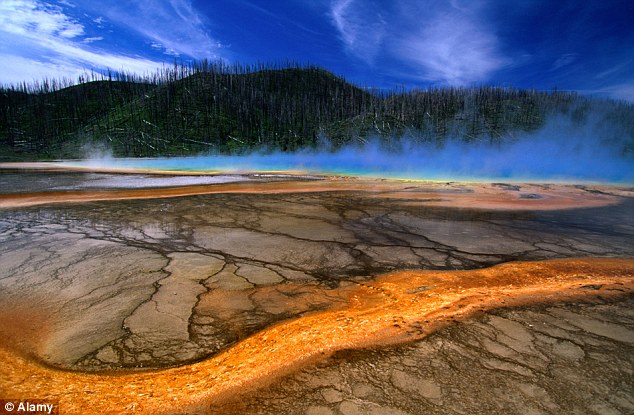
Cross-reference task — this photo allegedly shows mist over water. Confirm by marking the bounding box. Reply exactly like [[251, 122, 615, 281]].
[[68, 116, 634, 183]]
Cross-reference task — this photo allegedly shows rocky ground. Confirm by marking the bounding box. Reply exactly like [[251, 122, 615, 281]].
[[0, 177, 633, 371], [212, 296, 634, 415], [0, 172, 632, 414]]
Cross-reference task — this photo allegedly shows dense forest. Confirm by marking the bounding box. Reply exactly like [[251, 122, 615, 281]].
[[1, 61, 633, 160]]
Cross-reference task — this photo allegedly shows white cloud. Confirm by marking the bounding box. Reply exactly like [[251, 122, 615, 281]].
[[150, 41, 180, 57], [82, 36, 103, 43], [0, 54, 90, 84], [331, 0, 356, 46], [57, 0, 75, 7], [595, 61, 632, 80], [0, 47, 168, 86], [330, 0, 387, 63], [0, 0, 83, 38], [0, 0, 169, 85], [396, 11, 507, 85], [551, 53, 579, 71], [585, 82, 634, 102], [92, 0, 222, 59], [329, 0, 507, 85]]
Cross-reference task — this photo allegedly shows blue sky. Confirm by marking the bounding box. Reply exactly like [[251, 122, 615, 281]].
[[1, 0, 633, 100]]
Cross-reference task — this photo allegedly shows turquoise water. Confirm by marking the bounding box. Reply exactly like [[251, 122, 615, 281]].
[[60, 152, 498, 181], [60, 139, 634, 183]]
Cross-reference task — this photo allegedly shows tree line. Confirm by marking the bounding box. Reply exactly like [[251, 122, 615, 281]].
[[1, 61, 632, 159]]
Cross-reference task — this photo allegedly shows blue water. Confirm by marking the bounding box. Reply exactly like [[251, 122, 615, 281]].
[[61, 138, 634, 184]]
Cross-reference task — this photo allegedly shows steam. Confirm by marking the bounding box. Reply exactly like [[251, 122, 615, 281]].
[[73, 114, 634, 184], [79, 141, 114, 165]]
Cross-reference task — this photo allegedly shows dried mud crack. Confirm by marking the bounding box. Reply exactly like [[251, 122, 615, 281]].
[[1, 258, 633, 414], [223, 295, 634, 415], [1, 169, 633, 414]]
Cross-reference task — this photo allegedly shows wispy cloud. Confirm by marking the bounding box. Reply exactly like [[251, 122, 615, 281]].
[[595, 61, 632, 80], [0, 0, 84, 39], [92, 0, 222, 59], [236, 0, 322, 37], [551, 53, 579, 71], [396, 10, 507, 85], [329, 0, 387, 64], [0, 0, 222, 85], [329, 0, 507, 85], [0, 1, 172, 84], [82, 36, 103, 44], [584, 82, 634, 102]]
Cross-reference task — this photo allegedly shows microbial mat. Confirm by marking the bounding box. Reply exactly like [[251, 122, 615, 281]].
[[0, 162, 632, 414]]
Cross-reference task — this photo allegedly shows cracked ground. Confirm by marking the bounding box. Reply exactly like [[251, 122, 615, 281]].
[[216, 297, 634, 415], [0, 170, 632, 414]]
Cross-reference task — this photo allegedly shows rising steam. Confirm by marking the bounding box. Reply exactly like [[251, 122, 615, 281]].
[[71, 114, 634, 183]]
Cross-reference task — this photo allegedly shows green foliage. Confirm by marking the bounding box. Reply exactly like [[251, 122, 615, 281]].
[[1, 61, 632, 160]]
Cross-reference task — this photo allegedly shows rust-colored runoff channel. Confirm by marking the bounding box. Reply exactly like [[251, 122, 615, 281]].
[[1, 258, 633, 414]]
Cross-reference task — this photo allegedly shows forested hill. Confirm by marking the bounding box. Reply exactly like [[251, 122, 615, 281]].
[[1, 62, 633, 159]]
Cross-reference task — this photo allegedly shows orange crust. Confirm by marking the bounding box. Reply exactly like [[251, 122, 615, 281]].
[[1, 258, 633, 414], [0, 179, 620, 210]]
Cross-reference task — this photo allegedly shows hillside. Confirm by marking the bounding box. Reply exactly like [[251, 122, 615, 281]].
[[1, 63, 633, 159]]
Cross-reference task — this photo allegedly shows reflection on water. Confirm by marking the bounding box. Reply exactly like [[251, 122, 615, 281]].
[[0, 171, 95, 194], [0, 170, 319, 194]]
